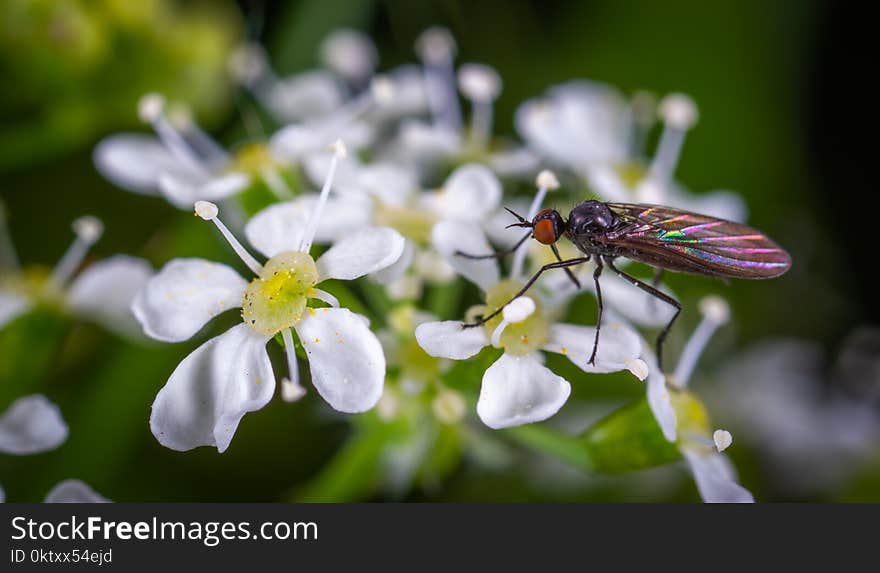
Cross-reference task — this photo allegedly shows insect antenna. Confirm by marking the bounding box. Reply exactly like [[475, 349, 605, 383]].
[[504, 207, 532, 229]]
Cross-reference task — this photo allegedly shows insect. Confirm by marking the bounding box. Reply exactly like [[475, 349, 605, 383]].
[[459, 200, 791, 369]]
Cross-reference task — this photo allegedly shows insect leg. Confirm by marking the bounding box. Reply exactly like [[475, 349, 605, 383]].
[[462, 257, 591, 328], [648, 268, 664, 313], [588, 259, 604, 365], [455, 231, 531, 260], [551, 243, 582, 289], [606, 258, 681, 370]]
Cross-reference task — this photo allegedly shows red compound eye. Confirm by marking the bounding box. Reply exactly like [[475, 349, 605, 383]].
[[533, 218, 558, 244]]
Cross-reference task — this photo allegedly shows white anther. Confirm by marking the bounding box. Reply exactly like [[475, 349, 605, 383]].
[[503, 296, 536, 324], [658, 93, 698, 129], [415, 27, 457, 62], [699, 295, 731, 325], [228, 43, 268, 86], [713, 429, 733, 452], [370, 75, 395, 106], [138, 93, 166, 123], [72, 216, 104, 244], [281, 378, 307, 403], [535, 170, 560, 191], [626, 358, 650, 381], [457, 63, 502, 102], [329, 139, 347, 158], [194, 201, 219, 221], [320, 29, 377, 81], [196, 202, 262, 274]]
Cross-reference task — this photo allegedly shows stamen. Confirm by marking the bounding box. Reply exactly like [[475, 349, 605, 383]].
[[457, 63, 502, 149], [310, 288, 340, 308], [49, 216, 104, 287], [648, 93, 698, 184], [629, 91, 657, 157], [260, 168, 293, 200], [671, 295, 730, 388], [510, 170, 559, 279], [491, 296, 535, 347], [194, 201, 263, 275], [312, 76, 392, 137], [713, 429, 733, 452], [299, 141, 346, 253], [415, 27, 462, 132], [168, 103, 230, 167], [281, 328, 306, 403], [0, 200, 20, 269], [138, 93, 210, 175]]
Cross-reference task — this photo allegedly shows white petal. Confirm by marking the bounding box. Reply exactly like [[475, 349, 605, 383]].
[[386, 120, 461, 166], [294, 307, 384, 413], [131, 258, 247, 343], [370, 238, 415, 284], [646, 352, 677, 442], [0, 394, 68, 455], [515, 81, 631, 169], [92, 133, 180, 194], [0, 288, 32, 329], [263, 70, 344, 122], [158, 170, 249, 209], [585, 165, 635, 202], [301, 150, 363, 189], [355, 162, 418, 206], [682, 448, 754, 503], [150, 324, 274, 453], [543, 322, 643, 374], [44, 480, 110, 503], [244, 195, 372, 258], [585, 270, 678, 328], [487, 147, 541, 178], [316, 227, 405, 281], [415, 320, 489, 359], [66, 255, 155, 339], [430, 164, 502, 221], [431, 220, 499, 291], [477, 353, 571, 429]]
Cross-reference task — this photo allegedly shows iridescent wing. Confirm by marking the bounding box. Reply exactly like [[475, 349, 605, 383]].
[[603, 203, 792, 279]]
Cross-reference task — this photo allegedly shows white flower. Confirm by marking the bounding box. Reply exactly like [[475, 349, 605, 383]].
[[132, 145, 405, 452], [415, 185, 646, 428], [250, 162, 502, 298], [0, 394, 68, 455], [43, 480, 110, 503], [0, 211, 152, 338], [517, 82, 745, 221], [703, 335, 880, 493], [94, 94, 266, 209], [516, 80, 632, 173], [641, 294, 754, 502]]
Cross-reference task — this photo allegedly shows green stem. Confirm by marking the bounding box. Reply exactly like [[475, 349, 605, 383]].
[[504, 424, 595, 472]]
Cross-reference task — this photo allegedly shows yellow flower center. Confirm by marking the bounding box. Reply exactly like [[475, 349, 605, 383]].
[[671, 389, 712, 445], [373, 201, 436, 245], [0, 266, 64, 306], [468, 279, 549, 356], [227, 143, 278, 176], [615, 162, 648, 188], [241, 251, 318, 336]]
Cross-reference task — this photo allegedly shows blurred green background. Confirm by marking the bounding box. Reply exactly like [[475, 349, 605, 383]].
[[2, 0, 877, 502]]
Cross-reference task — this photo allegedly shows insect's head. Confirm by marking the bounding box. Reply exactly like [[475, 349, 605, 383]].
[[505, 207, 566, 245], [567, 200, 618, 238]]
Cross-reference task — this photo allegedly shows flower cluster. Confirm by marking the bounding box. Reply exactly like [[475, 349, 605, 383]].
[[3, 25, 824, 504]]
